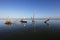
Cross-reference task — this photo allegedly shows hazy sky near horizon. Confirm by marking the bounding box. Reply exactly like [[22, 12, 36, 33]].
[[0, 0, 60, 18]]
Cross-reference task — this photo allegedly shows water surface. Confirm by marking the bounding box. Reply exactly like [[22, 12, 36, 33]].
[[0, 20, 60, 39]]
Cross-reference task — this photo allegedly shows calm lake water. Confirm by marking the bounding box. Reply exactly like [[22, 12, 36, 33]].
[[0, 20, 60, 40]]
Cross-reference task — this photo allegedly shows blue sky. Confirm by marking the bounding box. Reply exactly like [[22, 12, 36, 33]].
[[0, 0, 60, 18]]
